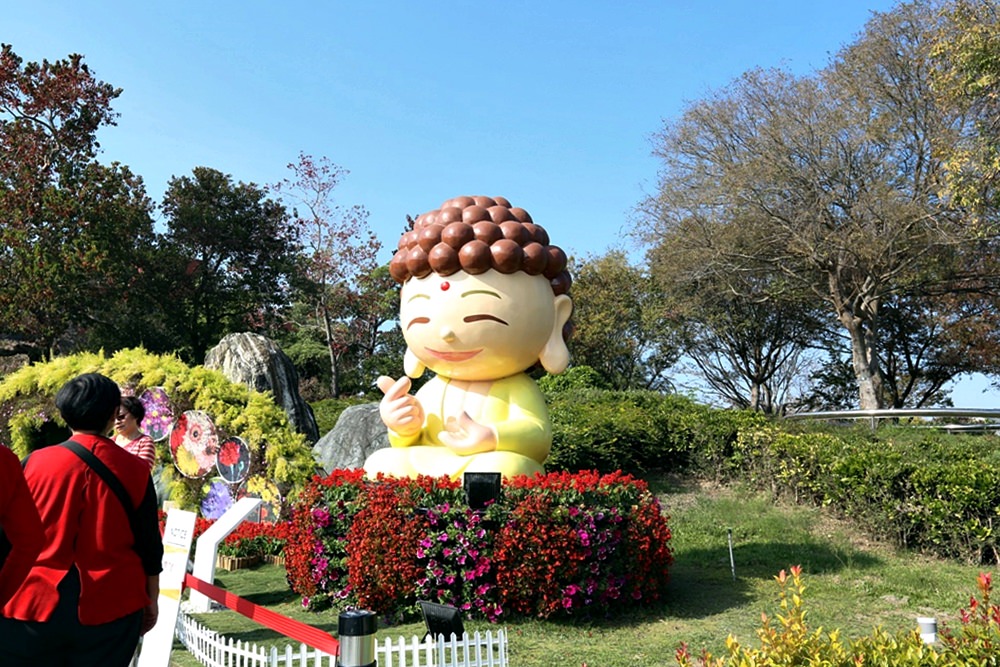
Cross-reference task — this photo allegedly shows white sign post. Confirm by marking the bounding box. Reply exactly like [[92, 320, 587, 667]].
[[137, 508, 196, 667], [188, 497, 262, 612]]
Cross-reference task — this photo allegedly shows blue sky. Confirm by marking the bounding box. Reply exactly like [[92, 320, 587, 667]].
[[8, 1, 998, 407]]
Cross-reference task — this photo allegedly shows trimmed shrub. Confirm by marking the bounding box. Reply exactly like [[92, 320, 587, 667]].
[[544, 387, 763, 476], [731, 421, 1000, 564]]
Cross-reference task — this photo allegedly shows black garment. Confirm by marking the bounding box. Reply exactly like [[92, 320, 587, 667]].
[[0, 567, 142, 667]]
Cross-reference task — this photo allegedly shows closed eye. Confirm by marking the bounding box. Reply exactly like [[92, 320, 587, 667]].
[[464, 314, 508, 325], [462, 290, 501, 299], [406, 316, 431, 330]]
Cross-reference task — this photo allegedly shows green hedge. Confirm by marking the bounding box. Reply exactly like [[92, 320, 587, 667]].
[[538, 383, 1000, 565], [544, 387, 764, 475], [732, 422, 1000, 564]]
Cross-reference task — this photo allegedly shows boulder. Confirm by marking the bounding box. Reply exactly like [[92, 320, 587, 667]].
[[0, 353, 29, 378], [204, 333, 320, 443], [312, 403, 389, 473]]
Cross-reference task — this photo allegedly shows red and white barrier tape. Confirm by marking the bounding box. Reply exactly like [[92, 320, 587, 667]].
[[183, 573, 340, 656]]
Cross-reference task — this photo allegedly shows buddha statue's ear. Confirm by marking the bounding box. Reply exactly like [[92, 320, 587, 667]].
[[539, 294, 573, 374], [404, 347, 426, 378]]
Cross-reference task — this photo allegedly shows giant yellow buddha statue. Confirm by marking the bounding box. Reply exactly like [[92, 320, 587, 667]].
[[363, 195, 573, 480]]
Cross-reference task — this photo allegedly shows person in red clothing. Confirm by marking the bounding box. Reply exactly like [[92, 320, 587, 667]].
[[0, 373, 164, 667], [114, 396, 157, 471], [0, 445, 44, 608]]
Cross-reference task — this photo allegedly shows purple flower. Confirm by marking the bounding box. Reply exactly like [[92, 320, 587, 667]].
[[200, 481, 234, 520], [311, 507, 331, 527]]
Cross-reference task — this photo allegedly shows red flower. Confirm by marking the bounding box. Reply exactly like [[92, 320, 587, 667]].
[[219, 439, 241, 466]]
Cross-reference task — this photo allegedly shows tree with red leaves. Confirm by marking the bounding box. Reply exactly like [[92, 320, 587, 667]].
[[274, 153, 394, 397]]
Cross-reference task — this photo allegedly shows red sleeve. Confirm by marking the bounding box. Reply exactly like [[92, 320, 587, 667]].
[[0, 447, 44, 607]]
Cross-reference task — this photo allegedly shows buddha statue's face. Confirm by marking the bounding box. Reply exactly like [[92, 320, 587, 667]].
[[400, 269, 570, 382]]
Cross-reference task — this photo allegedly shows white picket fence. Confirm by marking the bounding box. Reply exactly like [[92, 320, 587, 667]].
[[175, 610, 509, 667]]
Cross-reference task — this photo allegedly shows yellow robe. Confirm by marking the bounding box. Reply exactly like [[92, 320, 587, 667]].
[[363, 372, 551, 480]]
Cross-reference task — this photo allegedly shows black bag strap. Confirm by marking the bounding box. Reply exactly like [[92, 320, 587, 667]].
[[60, 440, 139, 538]]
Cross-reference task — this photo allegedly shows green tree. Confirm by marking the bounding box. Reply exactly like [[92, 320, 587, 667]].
[[568, 250, 681, 391], [0, 44, 156, 356], [642, 3, 969, 410], [929, 0, 1000, 228], [160, 167, 298, 363]]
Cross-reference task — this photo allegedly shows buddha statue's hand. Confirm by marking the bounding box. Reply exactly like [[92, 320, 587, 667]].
[[377, 375, 424, 437], [439, 412, 498, 455]]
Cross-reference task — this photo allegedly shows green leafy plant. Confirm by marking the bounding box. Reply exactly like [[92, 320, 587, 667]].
[[676, 566, 1000, 666]]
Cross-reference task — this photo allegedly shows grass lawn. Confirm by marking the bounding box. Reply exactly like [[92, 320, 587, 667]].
[[168, 475, 992, 667]]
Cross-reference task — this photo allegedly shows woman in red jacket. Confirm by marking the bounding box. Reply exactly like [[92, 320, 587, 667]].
[[0, 444, 44, 608], [0, 373, 164, 667]]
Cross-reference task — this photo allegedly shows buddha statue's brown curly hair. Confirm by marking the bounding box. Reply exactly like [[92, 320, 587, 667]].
[[388, 195, 571, 296]]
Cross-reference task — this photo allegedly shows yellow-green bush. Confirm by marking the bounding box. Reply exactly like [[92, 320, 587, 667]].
[[676, 566, 999, 666], [0, 348, 317, 510]]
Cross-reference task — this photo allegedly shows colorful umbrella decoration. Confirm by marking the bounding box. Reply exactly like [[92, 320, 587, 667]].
[[238, 476, 282, 521], [200, 479, 234, 520], [138, 387, 174, 442], [216, 436, 251, 484], [169, 410, 219, 478]]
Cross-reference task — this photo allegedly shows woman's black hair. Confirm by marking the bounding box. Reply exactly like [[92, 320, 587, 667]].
[[120, 395, 146, 425], [55, 373, 121, 433]]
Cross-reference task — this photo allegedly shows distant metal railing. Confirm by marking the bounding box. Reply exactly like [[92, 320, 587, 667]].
[[784, 408, 1000, 432]]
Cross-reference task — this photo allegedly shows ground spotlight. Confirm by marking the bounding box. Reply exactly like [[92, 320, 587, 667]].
[[462, 472, 502, 511]]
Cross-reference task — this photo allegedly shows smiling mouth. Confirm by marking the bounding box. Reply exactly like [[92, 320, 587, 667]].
[[425, 348, 482, 362]]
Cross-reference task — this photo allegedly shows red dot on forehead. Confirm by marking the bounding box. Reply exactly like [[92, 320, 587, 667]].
[[440, 281, 450, 291]]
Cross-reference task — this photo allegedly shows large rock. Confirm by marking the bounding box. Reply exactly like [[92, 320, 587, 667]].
[[0, 353, 29, 378], [312, 403, 389, 473], [205, 333, 320, 443]]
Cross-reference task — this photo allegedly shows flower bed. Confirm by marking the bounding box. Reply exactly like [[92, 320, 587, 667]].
[[284, 469, 673, 622], [159, 510, 290, 565], [218, 519, 290, 560]]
